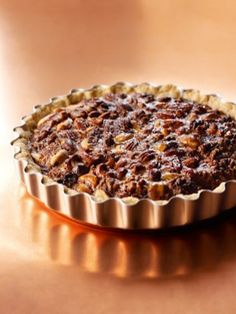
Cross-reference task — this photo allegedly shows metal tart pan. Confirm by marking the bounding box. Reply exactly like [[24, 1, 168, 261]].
[[12, 82, 236, 229]]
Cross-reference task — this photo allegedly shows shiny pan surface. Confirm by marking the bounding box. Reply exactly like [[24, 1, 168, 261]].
[[12, 82, 236, 229]]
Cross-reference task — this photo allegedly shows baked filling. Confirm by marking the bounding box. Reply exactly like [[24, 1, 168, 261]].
[[29, 93, 236, 201]]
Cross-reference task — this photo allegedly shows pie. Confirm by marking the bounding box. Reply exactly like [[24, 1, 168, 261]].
[[28, 91, 236, 201]]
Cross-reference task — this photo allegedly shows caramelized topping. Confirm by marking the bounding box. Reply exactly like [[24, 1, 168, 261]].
[[29, 93, 236, 200]]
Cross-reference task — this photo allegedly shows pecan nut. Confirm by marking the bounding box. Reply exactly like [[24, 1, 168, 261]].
[[50, 149, 68, 166]]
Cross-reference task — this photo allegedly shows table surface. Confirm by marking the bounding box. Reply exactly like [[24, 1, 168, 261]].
[[1, 0, 236, 313]]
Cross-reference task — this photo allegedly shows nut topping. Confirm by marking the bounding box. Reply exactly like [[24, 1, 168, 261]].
[[75, 183, 92, 193], [56, 118, 73, 131], [162, 172, 180, 181], [114, 133, 133, 144], [80, 138, 90, 150], [50, 149, 67, 166], [179, 135, 200, 149], [29, 92, 236, 201], [37, 113, 54, 127], [79, 174, 98, 188], [148, 183, 165, 200], [155, 142, 167, 152]]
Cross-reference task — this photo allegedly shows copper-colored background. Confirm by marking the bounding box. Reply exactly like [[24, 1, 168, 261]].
[[1, 0, 236, 313]]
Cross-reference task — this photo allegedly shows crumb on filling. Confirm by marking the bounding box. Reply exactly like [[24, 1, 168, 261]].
[[29, 93, 236, 200]]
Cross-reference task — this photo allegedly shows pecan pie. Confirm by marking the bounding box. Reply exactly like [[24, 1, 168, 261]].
[[29, 92, 236, 201]]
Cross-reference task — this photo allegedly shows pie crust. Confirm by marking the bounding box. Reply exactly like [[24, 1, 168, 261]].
[[12, 82, 236, 229]]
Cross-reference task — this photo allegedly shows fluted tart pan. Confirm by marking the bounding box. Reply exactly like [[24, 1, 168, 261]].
[[12, 82, 236, 229]]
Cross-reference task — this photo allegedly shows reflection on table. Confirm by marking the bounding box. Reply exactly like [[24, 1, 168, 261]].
[[18, 183, 236, 279]]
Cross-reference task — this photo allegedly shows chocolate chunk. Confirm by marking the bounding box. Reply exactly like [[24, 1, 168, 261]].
[[149, 169, 161, 181], [157, 97, 172, 102], [89, 110, 100, 118], [120, 103, 133, 111], [119, 93, 128, 99], [117, 168, 128, 179], [62, 173, 78, 188], [76, 163, 89, 176]]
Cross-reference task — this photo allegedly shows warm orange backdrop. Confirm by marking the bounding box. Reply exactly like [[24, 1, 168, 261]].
[[1, 0, 236, 313]]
